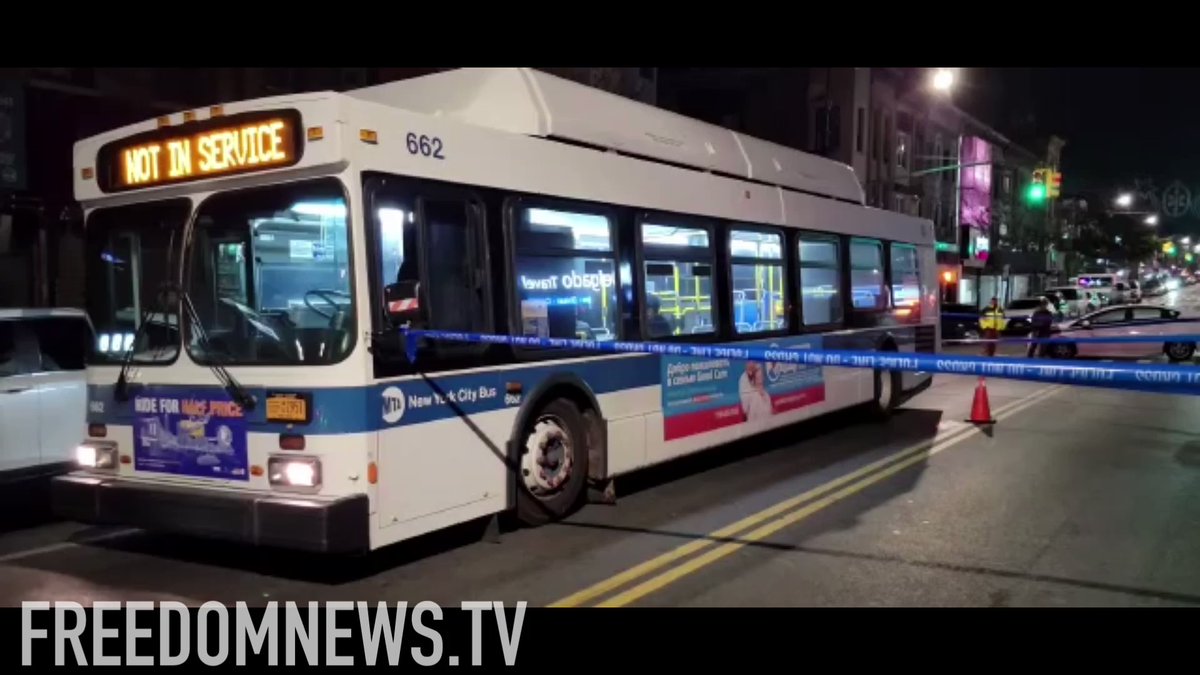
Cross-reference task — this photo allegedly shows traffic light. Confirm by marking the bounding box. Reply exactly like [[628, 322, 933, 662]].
[[1047, 171, 1063, 198], [1027, 169, 1048, 204]]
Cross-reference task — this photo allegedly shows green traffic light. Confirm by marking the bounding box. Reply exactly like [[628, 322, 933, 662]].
[[1026, 184, 1046, 203]]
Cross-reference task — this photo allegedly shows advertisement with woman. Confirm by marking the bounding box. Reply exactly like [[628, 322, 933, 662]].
[[660, 337, 825, 440]]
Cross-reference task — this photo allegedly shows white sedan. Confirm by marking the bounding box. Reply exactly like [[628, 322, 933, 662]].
[[1044, 305, 1198, 362]]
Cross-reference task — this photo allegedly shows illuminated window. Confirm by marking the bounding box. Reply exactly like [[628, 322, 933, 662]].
[[798, 236, 842, 325], [368, 176, 492, 347], [849, 238, 886, 310], [896, 131, 910, 170], [891, 244, 920, 307], [730, 229, 786, 334], [186, 179, 355, 365], [515, 207, 618, 341], [641, 221, 714, 338]]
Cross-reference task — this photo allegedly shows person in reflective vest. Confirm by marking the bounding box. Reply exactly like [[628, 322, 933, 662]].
[[979, 297, 1006, 356]]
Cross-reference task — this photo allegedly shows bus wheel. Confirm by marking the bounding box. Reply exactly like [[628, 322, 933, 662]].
[[871, 368, 902, 420], [1165, 342, 1195, 362], [515, 399, 589, 526]]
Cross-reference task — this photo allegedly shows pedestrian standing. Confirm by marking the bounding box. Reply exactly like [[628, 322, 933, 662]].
[[1027, 297, 1055, 358]]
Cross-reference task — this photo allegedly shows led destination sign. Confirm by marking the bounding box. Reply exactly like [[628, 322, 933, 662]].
[[95, 109, 304, 192]]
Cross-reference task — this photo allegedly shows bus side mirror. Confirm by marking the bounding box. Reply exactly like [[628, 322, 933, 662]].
[[384, 280, 423, 327]]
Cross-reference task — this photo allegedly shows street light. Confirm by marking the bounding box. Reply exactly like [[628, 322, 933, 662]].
[[931, 68, 955, 94], [1115, 193, 1133, 208], [1144, 215, 1159, 225]]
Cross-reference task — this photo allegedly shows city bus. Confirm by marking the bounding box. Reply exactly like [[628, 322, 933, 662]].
[[53, 68, 939, 553]]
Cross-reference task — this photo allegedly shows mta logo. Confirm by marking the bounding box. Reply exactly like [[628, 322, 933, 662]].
[[381, 386, 406, 424]]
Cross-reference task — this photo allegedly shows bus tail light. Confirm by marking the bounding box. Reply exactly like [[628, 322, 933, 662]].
[[88, 423, 107, 438], [268, 456, 322, 490], [250, 465, 264, 477], [367, 462, 378, 485], [77, 441, 118, 471], [120, 454, 131, 465]]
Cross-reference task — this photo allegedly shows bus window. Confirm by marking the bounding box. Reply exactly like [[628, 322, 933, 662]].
[[514, 206, 618, 341], [890, 243, 920, 307], [186, 178, 355, 365], [641, 222, 714, 337], [798, 236, 842, 325], [849, 238, 886, 310], [729, 229, 785, 334], [84, 199, 189, 364], [369, 177, 491, 342]]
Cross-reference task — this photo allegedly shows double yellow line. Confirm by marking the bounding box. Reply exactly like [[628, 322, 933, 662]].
[[551, 384, 1064, 608]]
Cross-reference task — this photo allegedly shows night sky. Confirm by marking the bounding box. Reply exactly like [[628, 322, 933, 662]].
[[963, 68, 1200, 194]]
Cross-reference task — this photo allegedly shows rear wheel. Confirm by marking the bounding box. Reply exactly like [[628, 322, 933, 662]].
[[515, 399, 589, 526], [870, 367, 902, 421], [1165, 342, 1195, 362]]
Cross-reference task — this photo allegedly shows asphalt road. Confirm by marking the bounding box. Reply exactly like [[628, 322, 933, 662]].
[[3, 287, 1200, 608]]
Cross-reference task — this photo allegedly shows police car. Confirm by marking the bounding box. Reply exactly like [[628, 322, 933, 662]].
[[1044, 304, 1198, 362]]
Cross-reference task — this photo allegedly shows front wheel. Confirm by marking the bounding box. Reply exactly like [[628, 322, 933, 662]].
[[1165, 342, 1195, 362], [515, 399, 589, 526]]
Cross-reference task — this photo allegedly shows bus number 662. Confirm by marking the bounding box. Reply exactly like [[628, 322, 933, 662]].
[[406, 133, 446, 160]]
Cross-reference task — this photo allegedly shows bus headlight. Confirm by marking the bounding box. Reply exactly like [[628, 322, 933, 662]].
[[268, 456, 322, 489], [77, 442, 118, 471]]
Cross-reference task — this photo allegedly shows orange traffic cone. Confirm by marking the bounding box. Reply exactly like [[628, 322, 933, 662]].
[[966, 377, 996, 425]]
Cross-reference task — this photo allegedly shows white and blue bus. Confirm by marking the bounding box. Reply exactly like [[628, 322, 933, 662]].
[[54, 68, 939, 553]]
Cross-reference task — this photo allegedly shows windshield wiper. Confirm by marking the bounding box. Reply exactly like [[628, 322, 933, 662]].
[[180, 291, 257, 412], [114, 228, 178, 402], [113, 290, 159, 402]]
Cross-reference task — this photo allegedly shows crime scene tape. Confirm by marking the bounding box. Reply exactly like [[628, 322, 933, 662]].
[[944, 334, 1200, 344], [402, 329, 1200, 395]]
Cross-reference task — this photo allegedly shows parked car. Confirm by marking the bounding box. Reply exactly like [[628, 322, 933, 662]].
[[940, 302, 980, 340], [1141, 278, 1168, 297], [1126, 279, 1143, 302], [1045, 304, 1197, 362], [0, 309, 92, 515], [1044, 286, 1088, 317], [1002, 297, 1060, 335], [1110, 280, 1140, 304]]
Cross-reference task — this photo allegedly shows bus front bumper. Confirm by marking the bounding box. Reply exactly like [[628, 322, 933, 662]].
[[51, 475, 369, 554]]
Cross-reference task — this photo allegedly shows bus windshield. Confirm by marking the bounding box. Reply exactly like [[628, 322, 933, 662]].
[[85, 199, 190, 364], [185, 178, 355, 365]]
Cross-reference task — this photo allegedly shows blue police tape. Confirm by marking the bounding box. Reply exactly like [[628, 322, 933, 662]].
[[944, 334, 1200, 345], [401, 329, 1200, 396]]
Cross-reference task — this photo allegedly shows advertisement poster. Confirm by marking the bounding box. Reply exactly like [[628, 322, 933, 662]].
[[133, 391, 249, 481], [958, 135, 992, 230], [661, 336, 825, 440]]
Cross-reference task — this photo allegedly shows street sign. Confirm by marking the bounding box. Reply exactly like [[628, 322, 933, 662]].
[[0, 80, 26, 192]]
